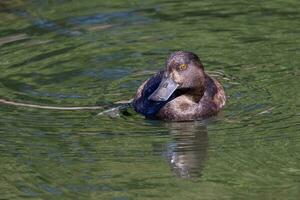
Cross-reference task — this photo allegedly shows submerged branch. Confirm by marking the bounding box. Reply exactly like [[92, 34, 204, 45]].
[[0, 99, 103, 110]]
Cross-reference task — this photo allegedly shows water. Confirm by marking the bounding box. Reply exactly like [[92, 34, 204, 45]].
[[0, 0, 299, 199]]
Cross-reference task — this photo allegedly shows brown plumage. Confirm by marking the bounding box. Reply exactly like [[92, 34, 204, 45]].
[[133, 51, 226, 121]]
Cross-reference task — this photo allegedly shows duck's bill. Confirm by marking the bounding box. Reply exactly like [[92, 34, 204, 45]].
[[148, 77, 179, 101]]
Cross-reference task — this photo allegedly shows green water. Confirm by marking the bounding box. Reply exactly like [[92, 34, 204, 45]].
[[0, 0, 299, 199]]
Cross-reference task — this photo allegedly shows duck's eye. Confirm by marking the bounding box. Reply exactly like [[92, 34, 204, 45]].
[[179, 64, 188, 71]]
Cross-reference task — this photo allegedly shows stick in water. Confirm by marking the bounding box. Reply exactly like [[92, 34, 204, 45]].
[[0, 99, 103, 110]]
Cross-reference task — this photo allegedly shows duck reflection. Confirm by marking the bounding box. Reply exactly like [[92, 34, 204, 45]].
[[164, 121, 208, 178]]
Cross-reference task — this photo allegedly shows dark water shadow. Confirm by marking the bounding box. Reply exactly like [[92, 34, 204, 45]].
[[163, 121, 209, 178]]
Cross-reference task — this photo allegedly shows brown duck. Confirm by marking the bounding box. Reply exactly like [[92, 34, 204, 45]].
[[132, 51, 226, 121]]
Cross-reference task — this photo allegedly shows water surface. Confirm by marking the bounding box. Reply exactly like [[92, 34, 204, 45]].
[[0, 0, 299, 199]]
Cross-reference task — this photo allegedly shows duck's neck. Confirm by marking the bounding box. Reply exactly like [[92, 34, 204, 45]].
[[177, 87, 205, 103]]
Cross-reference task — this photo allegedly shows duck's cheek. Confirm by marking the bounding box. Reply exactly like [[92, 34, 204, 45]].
[[171, 71, 184, 85]]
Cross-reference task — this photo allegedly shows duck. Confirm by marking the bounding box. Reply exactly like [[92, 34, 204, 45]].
[[132, 51, 226, 121]]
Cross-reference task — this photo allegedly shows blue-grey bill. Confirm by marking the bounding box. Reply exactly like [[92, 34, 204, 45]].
[[148, 78, 179, 101]]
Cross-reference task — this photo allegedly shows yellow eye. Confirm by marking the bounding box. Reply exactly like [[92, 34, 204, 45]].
[[179, 64, 188, 71]]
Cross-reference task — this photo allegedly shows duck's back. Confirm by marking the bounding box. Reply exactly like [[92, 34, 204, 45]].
[[133, 72, 226, 121]]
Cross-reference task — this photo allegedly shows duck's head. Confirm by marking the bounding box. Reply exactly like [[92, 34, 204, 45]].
[[149, 51, 205, 101]]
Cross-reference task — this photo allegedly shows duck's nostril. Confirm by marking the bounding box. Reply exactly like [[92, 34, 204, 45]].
[[162, 82, 169, 88]]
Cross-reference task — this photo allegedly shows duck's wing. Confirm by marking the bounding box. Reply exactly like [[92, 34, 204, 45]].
[[133, 70, 171, 118], [203, 74, 226, 109], [134, 70, 164, 99], [197, 74, 226, 117]]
